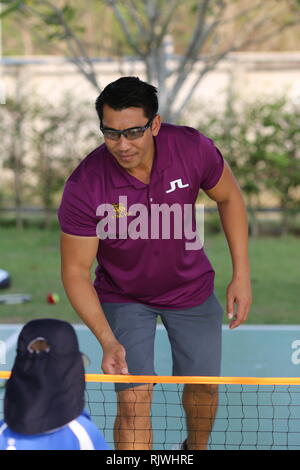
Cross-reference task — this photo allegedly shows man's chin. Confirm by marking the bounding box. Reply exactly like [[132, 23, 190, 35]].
[[116, 155, 139, 169]]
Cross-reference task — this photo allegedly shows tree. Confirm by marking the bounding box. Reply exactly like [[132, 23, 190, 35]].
[[29, 93, 100, 228], [105, 0, 300, 121], [1, 0, 300, 121], [0, 86, 100, 229], [198, 95, 300, 236], [0, 89, 30, 229], [1, 0, 102, 90]]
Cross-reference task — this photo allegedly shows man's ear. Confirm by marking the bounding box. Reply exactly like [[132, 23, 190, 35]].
[[151, 114, 161, 136]]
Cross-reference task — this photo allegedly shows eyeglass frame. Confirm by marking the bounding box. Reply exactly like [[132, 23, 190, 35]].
[[100, 115, 156, 141]]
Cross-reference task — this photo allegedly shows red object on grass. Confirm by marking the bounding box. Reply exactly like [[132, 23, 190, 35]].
[[47, 293, 60, 304]]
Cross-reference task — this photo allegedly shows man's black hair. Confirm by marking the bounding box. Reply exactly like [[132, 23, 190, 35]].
[[95, 76, 158, 124]]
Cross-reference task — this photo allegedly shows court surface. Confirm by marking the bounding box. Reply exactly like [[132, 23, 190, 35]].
[[2, 323, 300, 375], [1, 324, 300, 450]]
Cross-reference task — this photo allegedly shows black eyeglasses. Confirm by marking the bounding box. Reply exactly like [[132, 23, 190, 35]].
[[100, 116, 155, 141]]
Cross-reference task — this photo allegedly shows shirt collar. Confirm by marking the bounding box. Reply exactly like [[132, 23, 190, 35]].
[[154, 125, 172, 172]]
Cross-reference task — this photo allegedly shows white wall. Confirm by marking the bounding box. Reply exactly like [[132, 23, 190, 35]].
[[1, 52, 299, 121]]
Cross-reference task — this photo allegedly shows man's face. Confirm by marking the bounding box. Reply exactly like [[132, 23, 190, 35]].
[[101, 105, 161, 171]]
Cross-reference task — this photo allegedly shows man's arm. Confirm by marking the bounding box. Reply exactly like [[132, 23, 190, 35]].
[[60, 232, 128, 373], [204, 161, 252, 329]]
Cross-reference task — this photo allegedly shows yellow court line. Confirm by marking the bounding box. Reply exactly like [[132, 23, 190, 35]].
[[1, 371, 300, 385]]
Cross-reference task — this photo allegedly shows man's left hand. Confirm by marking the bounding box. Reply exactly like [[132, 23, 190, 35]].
[[226, 277, 252, 329]]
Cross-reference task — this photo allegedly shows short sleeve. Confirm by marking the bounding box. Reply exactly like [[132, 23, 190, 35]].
[[57, 179, 98, 237], [90, 427, 110, 450], [0, 420, 6, 450], [77, 412, 110, 450], [200, 138, 225, 190]]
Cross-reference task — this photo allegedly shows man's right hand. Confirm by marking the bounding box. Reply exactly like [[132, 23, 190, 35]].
[[101, 341, 129, 375]]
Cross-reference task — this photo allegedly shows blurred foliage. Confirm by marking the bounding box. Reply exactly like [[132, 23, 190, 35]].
[[29, 93, 100, 227], [1, 0, 300, 121], [197, 95, 300, 236], [1, 0, 300, 55], [0, 92, 100, 227], [0, 88, 299, 236]]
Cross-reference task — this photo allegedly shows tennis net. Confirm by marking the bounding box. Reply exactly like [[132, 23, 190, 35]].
[[1, 372, 300, 450]]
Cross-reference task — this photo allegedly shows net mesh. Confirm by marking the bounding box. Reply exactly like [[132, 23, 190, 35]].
[[1, 373, 300, 450]]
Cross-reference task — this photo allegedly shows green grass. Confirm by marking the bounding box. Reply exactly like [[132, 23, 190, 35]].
[[0, 227, 299, 324], [206, 233, 300, 324], [0, 228, 79, 323]]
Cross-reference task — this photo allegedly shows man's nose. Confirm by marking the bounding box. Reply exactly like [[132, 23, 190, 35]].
[[117, 134, 131, 150]]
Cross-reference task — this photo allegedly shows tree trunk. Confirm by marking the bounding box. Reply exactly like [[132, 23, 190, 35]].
[[13, 65, 24, 230], [247, 196, 260, 238], [280, 200, 290, 237]]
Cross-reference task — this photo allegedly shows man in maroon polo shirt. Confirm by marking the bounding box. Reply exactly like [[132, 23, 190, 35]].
[[58, 77, 252, 450]]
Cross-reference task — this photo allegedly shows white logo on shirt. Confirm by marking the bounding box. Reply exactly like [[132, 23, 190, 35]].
[[166, 179, 189, 194]]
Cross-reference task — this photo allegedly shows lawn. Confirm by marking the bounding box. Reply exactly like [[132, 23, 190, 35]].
[[0, 227, 299, 324]]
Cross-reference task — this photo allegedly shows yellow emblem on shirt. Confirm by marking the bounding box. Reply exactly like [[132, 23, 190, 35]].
[[112, 203, 131, 219]]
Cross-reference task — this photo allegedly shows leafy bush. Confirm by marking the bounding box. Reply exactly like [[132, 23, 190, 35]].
[[0, 92, 100, 228], [197, 95, 300, 236]]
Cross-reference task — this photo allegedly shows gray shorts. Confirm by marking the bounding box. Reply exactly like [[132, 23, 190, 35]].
[[102, 291, 224, 391]]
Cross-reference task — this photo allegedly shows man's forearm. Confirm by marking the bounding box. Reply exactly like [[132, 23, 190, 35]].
[[217, 193, 250, 278], [61, 271, 117, 348]]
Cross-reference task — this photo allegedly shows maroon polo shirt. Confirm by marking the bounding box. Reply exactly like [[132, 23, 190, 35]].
[[57, 123, 225, 309]]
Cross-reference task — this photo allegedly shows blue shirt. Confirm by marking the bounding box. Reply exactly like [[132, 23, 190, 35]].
[[0, 411, 109, 450]]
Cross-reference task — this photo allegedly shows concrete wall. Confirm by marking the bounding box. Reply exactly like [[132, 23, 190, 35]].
[[1, 52, 299, 119]]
